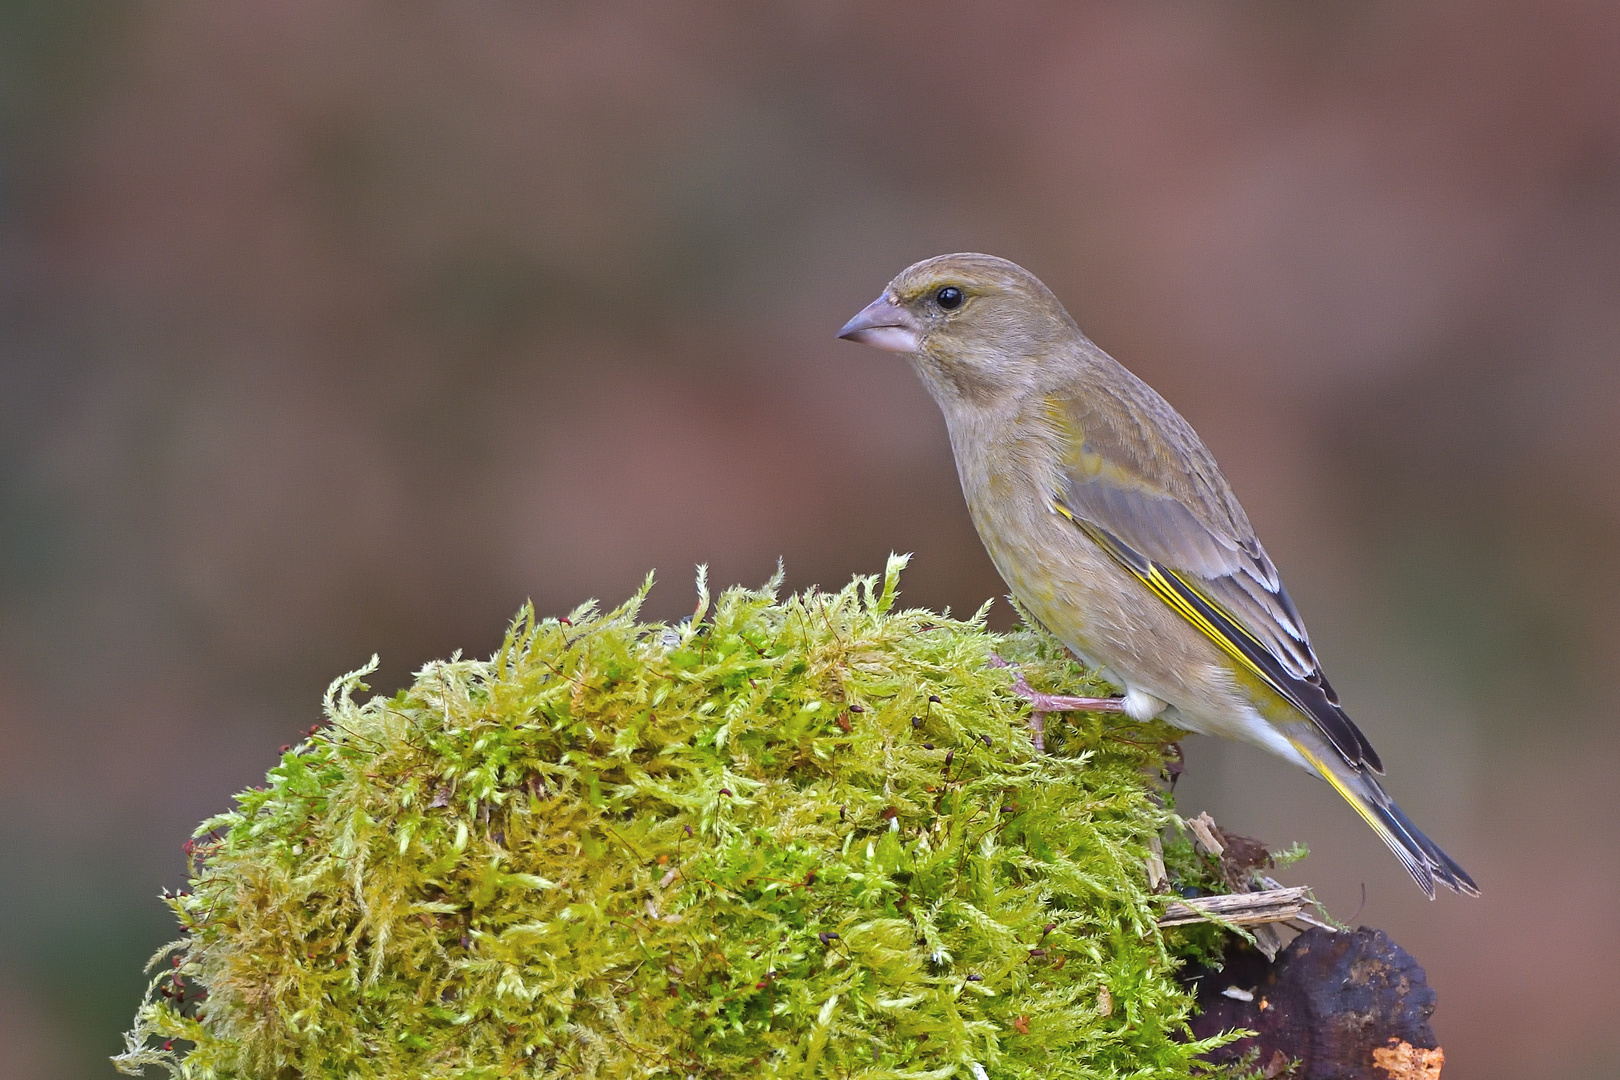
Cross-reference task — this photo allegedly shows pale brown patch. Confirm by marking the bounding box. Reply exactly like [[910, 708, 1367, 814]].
[[1260, 1049, 1291, 1078], [1372, 1039, 1444, 1079]]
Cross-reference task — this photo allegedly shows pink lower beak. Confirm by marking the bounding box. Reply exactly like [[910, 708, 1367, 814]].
[[838, 294, 921, 353]]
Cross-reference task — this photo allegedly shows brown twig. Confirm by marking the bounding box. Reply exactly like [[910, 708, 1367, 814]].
[[1157, 886, 1313, 928]]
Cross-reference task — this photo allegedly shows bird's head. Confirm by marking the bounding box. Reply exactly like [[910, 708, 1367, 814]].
[[838, 253, 1078, 406]]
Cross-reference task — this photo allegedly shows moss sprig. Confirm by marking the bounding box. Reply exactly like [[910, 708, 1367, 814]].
[[118, 556, 1244, 1079]]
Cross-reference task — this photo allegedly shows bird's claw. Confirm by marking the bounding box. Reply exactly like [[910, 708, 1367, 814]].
[[988, 653, 1126, 752]]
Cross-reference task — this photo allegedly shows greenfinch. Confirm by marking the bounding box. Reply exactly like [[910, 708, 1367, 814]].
[[839, 253, 1477, 898]]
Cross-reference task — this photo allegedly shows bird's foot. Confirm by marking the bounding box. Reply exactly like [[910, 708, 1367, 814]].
[[988, 654, 1125, 752], [989, 653, 1126, 713]]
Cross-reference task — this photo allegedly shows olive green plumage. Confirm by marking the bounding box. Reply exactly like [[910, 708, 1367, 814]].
[[840, 253, 1476, 899]]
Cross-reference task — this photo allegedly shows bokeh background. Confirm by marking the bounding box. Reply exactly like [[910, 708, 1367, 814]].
[[2, 3, 1617, 1076]]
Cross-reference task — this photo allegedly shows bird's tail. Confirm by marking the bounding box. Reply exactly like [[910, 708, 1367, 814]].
[[1291, 739, 1479, 899]]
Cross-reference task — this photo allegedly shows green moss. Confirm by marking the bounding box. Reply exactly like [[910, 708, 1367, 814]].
[[117, 556, 1247, 1079]]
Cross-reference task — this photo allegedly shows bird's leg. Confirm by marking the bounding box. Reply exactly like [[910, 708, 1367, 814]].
[[989, 654, 1126, 752], [989, 653, 1126, 713]]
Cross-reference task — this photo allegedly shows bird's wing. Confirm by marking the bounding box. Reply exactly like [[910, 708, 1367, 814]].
[[1043, 390, 1383, 773]]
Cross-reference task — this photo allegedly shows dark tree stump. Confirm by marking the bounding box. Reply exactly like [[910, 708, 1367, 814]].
[[1185, 927, 1445, 1078]]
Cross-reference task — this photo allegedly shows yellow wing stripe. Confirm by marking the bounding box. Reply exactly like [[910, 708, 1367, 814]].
[[1147, 566, 1275, 686], [1052, 502, 1286, 699]]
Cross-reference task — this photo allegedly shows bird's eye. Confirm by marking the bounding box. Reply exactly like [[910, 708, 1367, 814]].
[[934, 286, 964, 310]]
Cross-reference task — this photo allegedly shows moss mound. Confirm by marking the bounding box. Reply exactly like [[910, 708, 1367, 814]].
[[117, 557, 1240, 1079]]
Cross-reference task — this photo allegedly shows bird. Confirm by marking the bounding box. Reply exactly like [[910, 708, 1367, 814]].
[[837, 252, 1477, 898]]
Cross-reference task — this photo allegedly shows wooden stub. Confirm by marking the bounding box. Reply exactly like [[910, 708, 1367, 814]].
[[1185, 926, 1443, 1079]]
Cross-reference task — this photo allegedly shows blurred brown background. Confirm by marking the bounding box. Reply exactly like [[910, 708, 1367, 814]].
[[2, 3, 1617, 1076]]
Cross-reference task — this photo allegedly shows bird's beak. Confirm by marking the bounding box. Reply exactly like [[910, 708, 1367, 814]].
[[838, 294, 921, 354]]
